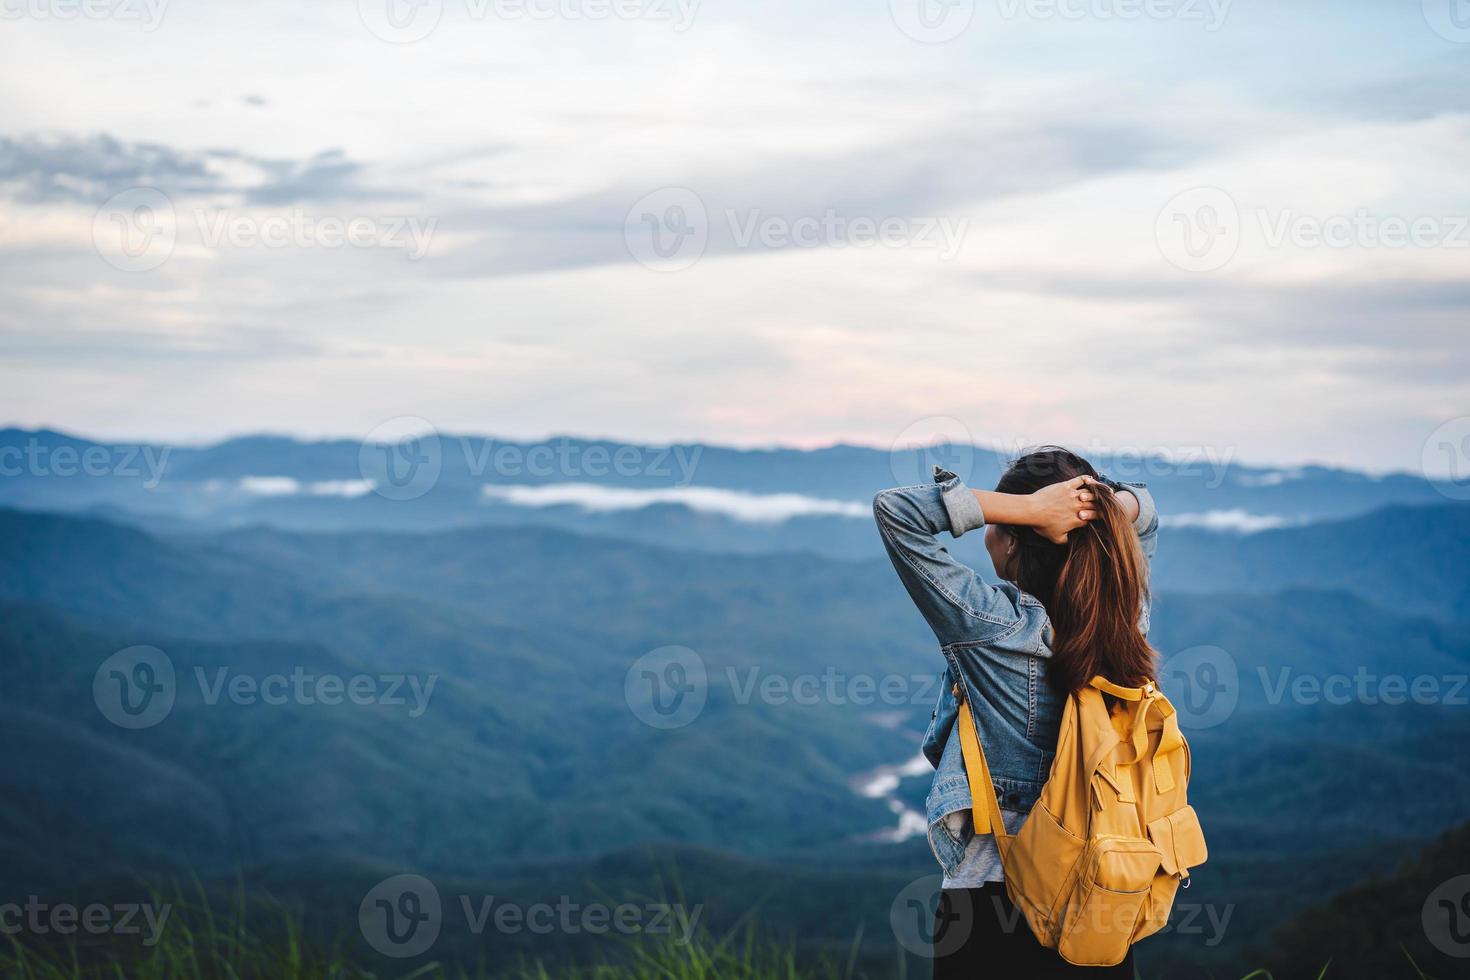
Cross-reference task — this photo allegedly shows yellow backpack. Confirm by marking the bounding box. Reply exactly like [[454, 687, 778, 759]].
[[956, 676, 1209, 966]]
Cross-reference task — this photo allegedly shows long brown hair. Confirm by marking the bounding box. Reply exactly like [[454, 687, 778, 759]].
[[994, 447, 1157, 693]]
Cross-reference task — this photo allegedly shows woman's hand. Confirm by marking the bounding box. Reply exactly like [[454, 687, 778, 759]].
[[1026, 475, 1097, 544]]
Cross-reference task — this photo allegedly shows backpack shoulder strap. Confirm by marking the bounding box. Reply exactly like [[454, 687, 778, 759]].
[[954, 685, 1011, 843]]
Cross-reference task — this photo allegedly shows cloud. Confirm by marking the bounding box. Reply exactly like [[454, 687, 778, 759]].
[[1233, 469, 1303, 488], [422, 110, 1209, 279], [0, 133, 404, 206], [212, 477, 375, 498], [243, 148, 408, 206], [1162, 510, 1293, 533], [0, 324, 334, 364], [1329, 60, 1470, 123], [966, 269, 1470, 381], [0, 133, 223, 204], [480, 483, 867, 523]]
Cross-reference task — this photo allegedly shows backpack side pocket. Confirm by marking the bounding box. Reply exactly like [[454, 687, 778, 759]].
[[1003, 803, 1087, 944], [1136, 804, 1208, 940]]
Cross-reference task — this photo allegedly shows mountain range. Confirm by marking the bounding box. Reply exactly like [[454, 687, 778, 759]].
[[2, 427, 1466, 976]]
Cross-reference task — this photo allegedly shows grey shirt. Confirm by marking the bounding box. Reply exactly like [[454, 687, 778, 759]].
[[940, 807, 1027, 887]]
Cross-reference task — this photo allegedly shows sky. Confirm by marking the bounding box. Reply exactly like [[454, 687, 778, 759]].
[[1, 0, 1467, 475]]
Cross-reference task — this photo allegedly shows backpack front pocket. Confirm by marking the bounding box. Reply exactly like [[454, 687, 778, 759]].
[[1055, 836, 1161, 967]]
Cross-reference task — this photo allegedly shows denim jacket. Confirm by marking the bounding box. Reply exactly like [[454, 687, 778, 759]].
[[872, 468, 1158, 876]]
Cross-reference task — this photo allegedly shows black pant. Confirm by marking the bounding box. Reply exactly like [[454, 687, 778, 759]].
[[932, 884, 1136, 979]]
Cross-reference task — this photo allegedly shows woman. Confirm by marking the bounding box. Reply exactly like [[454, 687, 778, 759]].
[[872, 447, 1159, 977]]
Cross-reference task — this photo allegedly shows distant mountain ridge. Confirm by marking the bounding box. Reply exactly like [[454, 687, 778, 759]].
[[0, 427, 1458, 556], [1157, 503, 1470, 621]]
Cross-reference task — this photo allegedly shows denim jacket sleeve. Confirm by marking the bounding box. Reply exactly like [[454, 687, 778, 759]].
[[1124, 482, 1160, 633], [1127, 481, 1159, 562], [872, 467, 1024, 648]]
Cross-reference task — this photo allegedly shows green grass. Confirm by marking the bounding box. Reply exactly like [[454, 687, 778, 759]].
[[0, 887, 1342, 980], [0, 885, 366, 980], [0, 885, 851, 980]]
